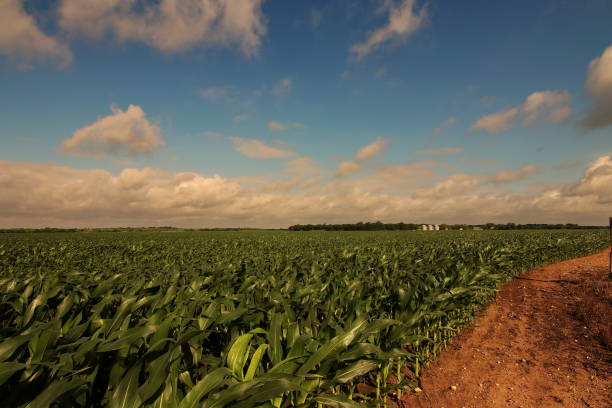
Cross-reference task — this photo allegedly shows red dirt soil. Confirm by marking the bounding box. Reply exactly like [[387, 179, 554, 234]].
[[401, 249, 612, 408]]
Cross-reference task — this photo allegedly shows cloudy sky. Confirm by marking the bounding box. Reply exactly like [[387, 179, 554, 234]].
[[1, 0, 611, 228]]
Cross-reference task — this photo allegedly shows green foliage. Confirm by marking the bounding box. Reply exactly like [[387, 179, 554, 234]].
[[0, 230, 607, 407]]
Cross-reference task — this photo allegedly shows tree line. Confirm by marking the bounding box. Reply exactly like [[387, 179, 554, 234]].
[[287, 222, 607, 231]]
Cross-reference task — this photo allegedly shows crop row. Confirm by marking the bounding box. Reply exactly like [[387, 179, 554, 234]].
[[0, 230, 607, 407]]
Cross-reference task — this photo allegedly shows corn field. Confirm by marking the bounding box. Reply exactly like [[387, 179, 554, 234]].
[[0, 230, 607, 407]]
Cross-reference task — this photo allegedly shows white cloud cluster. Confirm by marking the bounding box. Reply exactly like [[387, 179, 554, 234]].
[[489, 165, 540, 184], [2, 155, 609, 227], [57, 0, 266, 55], [0, 0, 266, 68], [336, 137, 388, 178], [267, 121, 303, 132], [581, 46, 612, 130], [472, 90, 571, 133], [59, 105, 164, 159], [417, 147, 463, 155], [350, 0, 427, 60], [283, 157, 322, 176], [228, 137, 296, 159], [0, 0, 72, 69], [413, 174, 481, 199], [561, 155, 612, 203], [412, 164, 541, 199]]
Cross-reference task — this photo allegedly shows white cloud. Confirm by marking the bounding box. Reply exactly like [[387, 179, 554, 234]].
[[417, 147, 464, 155], [59, 105, 164, 159], [488, 165, 540, 184], [300, 176, 325, 189], [581, 46, 612, 130], [521, 91, 571, 126], [561, 155, 612, 203], [355, 137, 388, 162], [267, 121, 303, 131], [231, 175, 268, 185], [413, 174, 481, 199], [335, 161, 361, 178], [342, 161, 441, 193], [57, 0, 267, 56], [335, 137, 388, 178], [229, 137, 296, 158], [472, 107, 521, 133], [272, 77, 293, 96], [0, 0, 72, 69], [546, 106, 572, 124], [284, 157, 322, 176], [350, 0, 427, 60], [0, 155, 611, 227], [472, 90, 571, 133], [233, 113, 251, 122]]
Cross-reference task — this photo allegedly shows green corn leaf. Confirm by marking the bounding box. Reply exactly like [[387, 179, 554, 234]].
[[110, 363, 143, 408], [204, 377, 301, 408], [0, 362, 26, 386], [267, 313, 283, 366], [244, 344, 268, 381], [330, 359, 379, 384], [297, 318, 367, 374], [226, 333, 253, 380], [55, 294, 75, 321], [98, 325, 158, 352], [178, 367, 232, 408], [138, 349, 176, 403], [22, 294, 46, 327], [0, 333, 36, 362], [25, 378, 87, 408]]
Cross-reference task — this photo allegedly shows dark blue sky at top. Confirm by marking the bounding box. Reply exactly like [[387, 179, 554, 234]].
[[1, 0, 611, 184]]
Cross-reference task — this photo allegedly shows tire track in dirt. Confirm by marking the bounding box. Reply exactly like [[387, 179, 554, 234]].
[[402, 249, 611, 408]]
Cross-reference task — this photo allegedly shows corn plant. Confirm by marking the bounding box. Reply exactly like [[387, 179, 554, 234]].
[[0, 229, 607, 407]]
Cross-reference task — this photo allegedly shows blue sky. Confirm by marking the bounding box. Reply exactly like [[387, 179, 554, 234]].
[[1, 0, 611, 227]]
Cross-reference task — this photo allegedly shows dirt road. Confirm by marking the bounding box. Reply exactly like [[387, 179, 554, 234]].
[[402, 249, 611, 408]]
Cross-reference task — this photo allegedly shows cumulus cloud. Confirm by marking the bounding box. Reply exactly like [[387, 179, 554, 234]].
[[417, 147, 464, 155], [355, 137, 388, 162], [335, 161, 362, 178], [561, 155, 612, 203], [413, 174, 481, 199], [581, 46, 612, 130], [472, 107, 520, 134], [59, 105, 164, 159], [267, 121, 303, 132], [0, 155, 611, 227], [472, 91, 571, 133], [335, 137, 388, 178], [350, 0, 427, 60], [343, 161, 441, 193], [489, 165, 540, 184], [229, 137, 296, 158], [283, 157, 322, 176], [0, 0, 72, 69], [57, 0, 266, 56]]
